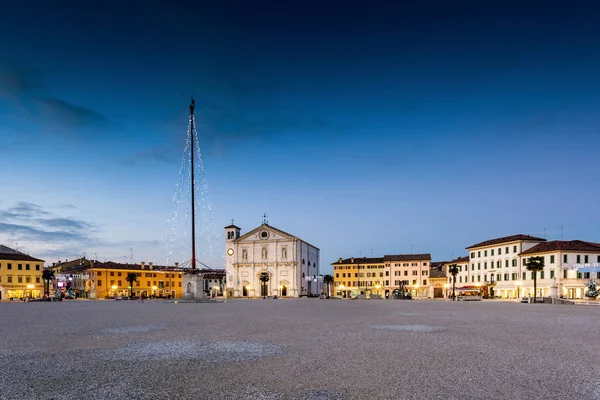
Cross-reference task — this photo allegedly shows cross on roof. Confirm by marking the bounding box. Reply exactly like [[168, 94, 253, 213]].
[[262, 213, 268, 225]]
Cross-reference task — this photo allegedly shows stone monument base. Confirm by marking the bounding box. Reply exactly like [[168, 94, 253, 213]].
[[183, 272, 205, 301]]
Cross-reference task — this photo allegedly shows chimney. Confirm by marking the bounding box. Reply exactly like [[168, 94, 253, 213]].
[[149, 262, 153, 270], [175, 262, 179, 268], [141, 261, 145, 269], [351, 257, 354, 263], [338, 257, 342, 263]]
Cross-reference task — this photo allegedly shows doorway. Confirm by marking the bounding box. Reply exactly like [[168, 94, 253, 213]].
[[242, 286, 248, 297], [281, 285, 287, 297]]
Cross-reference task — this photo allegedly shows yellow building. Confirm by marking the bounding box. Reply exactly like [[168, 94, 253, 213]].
[[84, 261, 185, 299], [0, 245, 45, 301]]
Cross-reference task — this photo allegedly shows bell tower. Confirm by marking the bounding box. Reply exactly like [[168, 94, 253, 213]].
[[225, 220, 241, 241]]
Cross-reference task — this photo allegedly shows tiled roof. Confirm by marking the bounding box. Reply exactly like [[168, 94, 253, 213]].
[[520, 240, 600, 255], [445, 256, 469, 264], [224, 224, 240, 229], [384, 254, 431, 262], [466, 234, 546, 249], [332, 257, 384, 265], [0, 245, 45, 262]]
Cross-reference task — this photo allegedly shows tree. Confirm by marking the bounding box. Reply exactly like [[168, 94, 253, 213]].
[[524, 256, 545, 303], [125, 273, 138, 297], [259, 272, 270, 299], [41, 268, 55, 297], [448, 264, 460, 300], [585, 280, 599, 299], [323, 274, 334, 297]]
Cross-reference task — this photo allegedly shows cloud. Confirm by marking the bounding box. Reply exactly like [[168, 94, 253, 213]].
[[0, 202, 101, 261], [0, 64, 109, 135], [34, 96, 108, 129]]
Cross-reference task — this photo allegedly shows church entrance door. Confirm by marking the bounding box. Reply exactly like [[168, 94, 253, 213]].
[[281, 285, 287, 297]]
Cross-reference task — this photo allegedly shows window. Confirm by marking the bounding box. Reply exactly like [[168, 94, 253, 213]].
[[118, 272, 122, 276], [471, 276, 474, 282], [36, 277, 40, 283], [422, 280, 427, 285], [471, 264, 475, 271], [477, 275, 481, 282], [512, 273, 517, 280], [385, 271, 389, 276], [585, 255, 589, 263], [478, 251, 481, 257], [471, 252, 475, 258], [7, 263, 11, 270], [505, 260, 509, 268], [25, 264, 30, 270], [563, 254, 567, 263], [550, 255, 555, 263], [18, 264, 22, 270], [242, 249, 248, 259], [522, 272, 526, 280], [563, 270, 567, 279], [491, 249, 494, 256], [478, 263, 481, 270], [18, 277, 22, 283], [118, 280, 122, 286], [25, 276, 31, 283], [98, 271, 101, 276], [110, 271, 114, 276], [577, 255, 581, 263], [540, 271, 545, 279], [423, 263, 428, 266], [497, 261, 501, 268], [336, 273, 339, 278], [7, 276, 12, 283], [484, 250, 487, 256], [36, 264, 40, 270], [484, 262, 487, 269], [550, 270, 555, 279], [513, 246, 517, 253], [98, 280, 102, 286], [598, 256, 600, 263], [498, 248, 502, 255]]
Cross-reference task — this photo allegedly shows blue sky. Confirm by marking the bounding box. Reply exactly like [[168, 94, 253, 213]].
[[1, 1, 599, 271]]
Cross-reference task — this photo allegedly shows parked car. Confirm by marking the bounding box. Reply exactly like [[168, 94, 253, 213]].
[[319, 293, 328, 299]]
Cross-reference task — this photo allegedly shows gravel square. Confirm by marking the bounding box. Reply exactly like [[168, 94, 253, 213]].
[[0, 299, 598, 399]]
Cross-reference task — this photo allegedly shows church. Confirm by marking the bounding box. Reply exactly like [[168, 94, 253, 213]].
[[224, 219, 320, 298]]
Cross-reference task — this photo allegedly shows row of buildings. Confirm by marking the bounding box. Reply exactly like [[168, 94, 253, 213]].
[[331, 234, 600, 300], [2, 226, 599, 301]]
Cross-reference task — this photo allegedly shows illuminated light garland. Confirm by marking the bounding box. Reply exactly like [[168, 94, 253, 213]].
[[155, 111, 223, 269]]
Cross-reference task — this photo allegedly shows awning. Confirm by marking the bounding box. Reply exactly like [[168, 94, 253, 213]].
[[576, 267, 600, 273]]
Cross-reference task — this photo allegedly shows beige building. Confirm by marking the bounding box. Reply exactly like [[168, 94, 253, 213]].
[[0, 245, 45, 301], [332, 253, 432, 299]]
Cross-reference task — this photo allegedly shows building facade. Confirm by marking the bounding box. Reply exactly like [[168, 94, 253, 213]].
[[519, 240, 600, 299], [0, 245, 45, 301], [332, 254, 432, 299], [453, 234, 547, 298], [225, 223, 320, 298]]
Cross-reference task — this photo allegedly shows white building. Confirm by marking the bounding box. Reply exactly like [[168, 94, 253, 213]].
[[519, 240, 600, 299], [458, 234, 547, 298], [450, 234, 600, 300], [224, 222, 320, 298]]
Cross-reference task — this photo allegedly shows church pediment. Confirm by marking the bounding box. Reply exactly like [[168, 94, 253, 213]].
[[236, 224, 296, 243]]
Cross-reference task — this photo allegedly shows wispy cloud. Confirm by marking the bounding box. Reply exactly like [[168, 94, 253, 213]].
[[0, 63, 110, 136], [0, 202, 100, 261]]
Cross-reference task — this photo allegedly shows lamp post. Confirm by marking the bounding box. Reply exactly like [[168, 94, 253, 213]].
[[515, 281, 522, 299]]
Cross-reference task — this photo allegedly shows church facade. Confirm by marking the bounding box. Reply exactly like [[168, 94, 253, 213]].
[[224, 222, 320, 298]]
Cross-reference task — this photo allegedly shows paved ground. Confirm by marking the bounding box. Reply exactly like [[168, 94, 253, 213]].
[[1, 299, 599, 400]]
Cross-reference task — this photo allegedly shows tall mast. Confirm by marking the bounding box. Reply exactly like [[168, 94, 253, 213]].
[[189, 99, 197, 271]]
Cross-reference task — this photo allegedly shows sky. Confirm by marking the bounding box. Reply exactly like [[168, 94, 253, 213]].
[[1, 0, 599, 272]]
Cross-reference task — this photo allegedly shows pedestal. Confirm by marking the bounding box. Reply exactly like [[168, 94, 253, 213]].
[[182, 273, 205, 300]]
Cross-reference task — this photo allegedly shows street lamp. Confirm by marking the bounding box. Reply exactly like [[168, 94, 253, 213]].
[[515, 281, 522, 299]]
